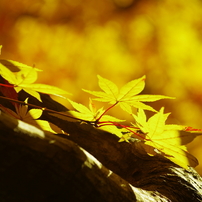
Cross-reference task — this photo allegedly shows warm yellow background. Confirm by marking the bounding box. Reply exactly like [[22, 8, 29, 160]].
[[0, 0, 202, 175]]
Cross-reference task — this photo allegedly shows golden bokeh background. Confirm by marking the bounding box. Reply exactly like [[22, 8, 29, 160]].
[[0, 0, 202, 175]]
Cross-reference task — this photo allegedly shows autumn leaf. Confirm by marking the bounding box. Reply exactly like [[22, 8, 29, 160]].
[[99, 124, 123, 138], [18, 83, 70, 101], [98, 115, 125, 123], [50, 98, 125, 138], [132, 108, 148, 134], [67, 98, 105, 122], [0, 59, 41, 72], [117, 76, 146, 101], [83, 75, 174, 114], [0, 63, 17, 84], [0, 61, 70, 102], [97, 75, 119, 102], [0, 100, 64, 134], [132, 108, 200, 169], [83, 76, 119, 103], [34, 120, 65, 134], [67, 98, 125, 123], [119, 101, 157, 114], [118, 133, 132, 142]]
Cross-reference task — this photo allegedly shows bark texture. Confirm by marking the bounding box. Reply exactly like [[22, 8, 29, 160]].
[[0, 93, 202, 202]]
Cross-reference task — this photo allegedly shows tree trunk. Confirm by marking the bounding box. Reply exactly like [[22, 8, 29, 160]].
[[0, 94, 202, 202]]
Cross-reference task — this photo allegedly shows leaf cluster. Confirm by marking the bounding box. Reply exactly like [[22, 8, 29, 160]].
[[0, 55, 202, 169]]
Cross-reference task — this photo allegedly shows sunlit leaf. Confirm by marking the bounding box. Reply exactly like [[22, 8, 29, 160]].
[[26, 108, 43, 120], [164, 124, 186, 131], [118, 133, 132, 142], [147, 107, 170, 138], [133, 107, 201, 169], [21, 88, 42, 102], [132, 108, 148, 133], [89, 98, 96, 113], [144, 135, 198, 168], [0, 60, 42, 74], [118, 75, 146, 101], [19, 83, 70, 97], [0, 99, 64, 134], [128, 101, 157, 112], [129, 94, 175, 102], [15, 67, 38, 85], [0, 61, 70, 102], [99, 124, 123, 138], [82, 90, 115, 103], [97, 75, 119, 98], [83, 75, 119, 104], [100, 115, 125, 123], [0, 63, 17, 84], [68, 99, 105, 122], [119, 102, 133, 114], [68, 99, 93, 115], [69, 110, 95, 121], [34, 119, 65, 134], [83, 75, 173, 114]]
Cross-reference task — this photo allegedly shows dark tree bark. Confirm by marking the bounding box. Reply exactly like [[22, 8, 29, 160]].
[[0, 93, 202, 202]]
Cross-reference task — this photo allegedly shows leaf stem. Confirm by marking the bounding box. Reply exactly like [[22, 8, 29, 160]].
[[0, 83, 14, 87], [96, 101, 119, 123], [0, 95, 84, 122], [98, 121, 146, 140]]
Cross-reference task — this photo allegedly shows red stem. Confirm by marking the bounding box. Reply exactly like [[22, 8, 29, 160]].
[[98, 121, 146, 140], [0, 95, 84, 122], [96, 101, 119, 122], [0, 83, 14, 87]]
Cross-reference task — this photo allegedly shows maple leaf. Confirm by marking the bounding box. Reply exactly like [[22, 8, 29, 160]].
[[99, 124, 123, 138], [50, 98, 125, 138], [132, 108, 201, 169], [83, 75, 174, 114], [0, 60, 70, 102], [67, 98, 105, 122], [67, 98, 125, 123], [0, 99, 64, 134]]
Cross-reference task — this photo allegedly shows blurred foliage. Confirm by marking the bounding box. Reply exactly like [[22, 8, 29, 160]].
[[0, 0, 202, 175]]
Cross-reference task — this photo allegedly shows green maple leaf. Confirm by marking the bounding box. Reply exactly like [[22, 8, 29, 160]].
[[132, 108, 201, 169], [0, 60, 70, 102], [83, 75, 174, 114]]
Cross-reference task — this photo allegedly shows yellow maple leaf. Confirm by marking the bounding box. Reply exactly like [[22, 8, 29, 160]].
[[133, 108, 200, 169], [83, 75, 174, 114], [0, 100, 64, 134], [0, 60, 70, 102]]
